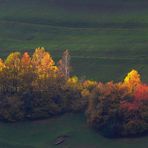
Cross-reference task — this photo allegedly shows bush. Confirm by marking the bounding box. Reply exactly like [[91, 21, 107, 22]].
[[0, 49, 147, 138], [86, 78, 148, 137]]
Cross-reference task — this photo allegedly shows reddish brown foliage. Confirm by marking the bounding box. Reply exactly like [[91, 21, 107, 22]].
[[134, 84, 148, 101], [120, 101, 141, 111]]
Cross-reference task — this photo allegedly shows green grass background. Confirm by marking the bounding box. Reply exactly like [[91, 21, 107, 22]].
[[0, 0, 148, 81], [0, 113, 147, 148]]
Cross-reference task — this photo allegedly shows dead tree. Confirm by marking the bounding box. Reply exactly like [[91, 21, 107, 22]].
[[58, 50, 71, 80]]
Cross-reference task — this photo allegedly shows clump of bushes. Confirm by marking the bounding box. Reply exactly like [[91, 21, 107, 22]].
[[0, 48, 147, 138], [86, 70, 148, 137], [0, 48, 87, 121]]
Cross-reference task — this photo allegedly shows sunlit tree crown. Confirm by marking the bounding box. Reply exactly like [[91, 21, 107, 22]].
[[0, 58, 5, 71], [21, 52, 31, 66], [5, 52, 21, 67], [123, 69, 141, 92]]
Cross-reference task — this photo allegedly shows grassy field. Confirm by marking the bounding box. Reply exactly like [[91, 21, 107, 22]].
[[0, 0, 148, 81], [0, 113, 147, 148]]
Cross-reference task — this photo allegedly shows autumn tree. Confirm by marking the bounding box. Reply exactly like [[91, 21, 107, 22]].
[[134, 84, 148, 101], [0, 58, 5, 93], [4, 52, 21, 94], [123, 69, 141, 93], [20, 52, 35, 92], [21, 52, 31, 67], [0, 49, 95, 121], [31, 47, 59, 91]]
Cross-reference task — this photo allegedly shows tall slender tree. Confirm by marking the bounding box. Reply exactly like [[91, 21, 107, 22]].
[[58, 50, 71, 80]]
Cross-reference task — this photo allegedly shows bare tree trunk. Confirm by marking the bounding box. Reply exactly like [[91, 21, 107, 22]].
[[58, 50, 71, 80]]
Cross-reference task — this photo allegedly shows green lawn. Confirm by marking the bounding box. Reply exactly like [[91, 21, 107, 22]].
[[0, 113, 147, 148], [0, 0, 148, 81]]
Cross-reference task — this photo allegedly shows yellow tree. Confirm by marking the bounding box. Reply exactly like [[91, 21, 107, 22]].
[[0, 58, 5, 71], [31, 47, 58, 90], [20, 52, 35, 91], [31, 47, 46, 67], [40, 52, 58, 78], [5, 52, 21, 67], [4, 52, 21, 93], [123, 69, 141, 93], [21, 52, 31, 67], [0, 58, 6, 93]]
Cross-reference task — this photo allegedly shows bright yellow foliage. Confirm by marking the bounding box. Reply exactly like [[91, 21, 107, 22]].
[[41, 52, 55, 67], [83, 80, 97, 89], [32, 47, 46, 64], [21, 52, 31, 66], [5, 52, 21, 67], [123, 69, 141, 92], [67, 76, 79, 86], [31, 47, 59, 79], [0, 58, 5, 71]]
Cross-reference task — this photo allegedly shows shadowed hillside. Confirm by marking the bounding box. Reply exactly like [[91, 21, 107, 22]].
[[0, 0, 148, 81]]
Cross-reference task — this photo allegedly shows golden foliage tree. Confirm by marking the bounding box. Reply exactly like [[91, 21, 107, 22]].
[[123, 69, 141, 93]]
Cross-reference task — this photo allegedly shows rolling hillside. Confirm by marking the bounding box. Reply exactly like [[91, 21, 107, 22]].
[[0, 0, 148, 81]]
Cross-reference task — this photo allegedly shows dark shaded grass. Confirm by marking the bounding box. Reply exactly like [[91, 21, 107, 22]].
[[71, 57, 148, 82], [0, 113, 147, 148]]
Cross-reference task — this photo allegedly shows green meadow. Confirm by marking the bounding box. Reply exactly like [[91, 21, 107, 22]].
[[0, 113, 147, 148], [0, 0, 148, 81], [0, 0, 148, 147]]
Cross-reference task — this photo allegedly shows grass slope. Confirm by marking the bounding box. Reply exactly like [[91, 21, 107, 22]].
[[0, 0, 148, 81], [0, 113, 147, 148]]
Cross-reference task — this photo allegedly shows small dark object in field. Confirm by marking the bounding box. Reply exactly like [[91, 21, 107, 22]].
[[54, 135, 69, 145]]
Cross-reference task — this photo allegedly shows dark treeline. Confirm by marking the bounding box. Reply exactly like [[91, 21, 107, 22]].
[[0, 48, 88, 121], [0, 48, 147, 138]]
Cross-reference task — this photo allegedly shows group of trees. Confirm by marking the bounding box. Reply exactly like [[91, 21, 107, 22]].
[[0, 48, 87, 121], [0, 48, 147, 138], [86, 70, 148, 137]]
